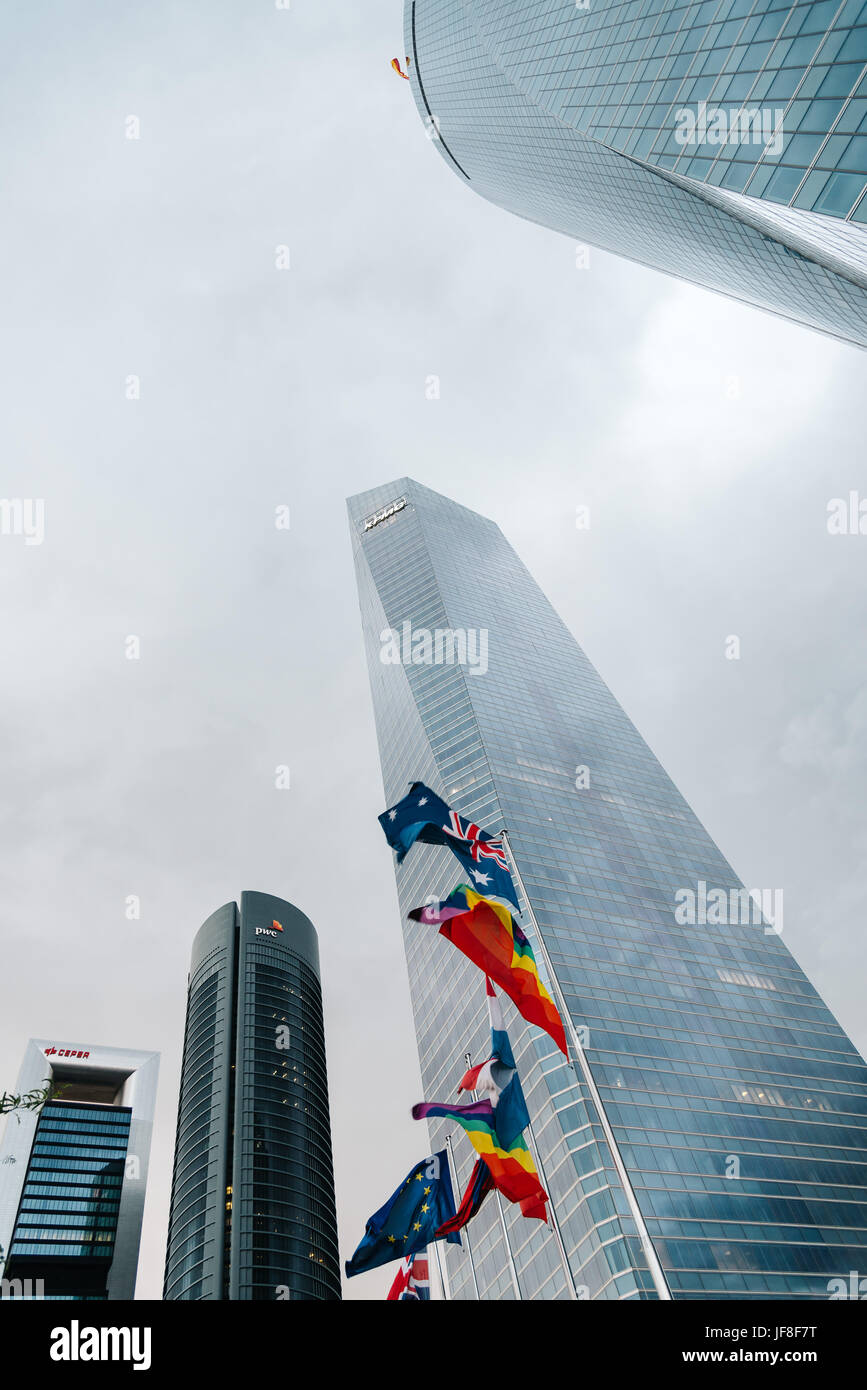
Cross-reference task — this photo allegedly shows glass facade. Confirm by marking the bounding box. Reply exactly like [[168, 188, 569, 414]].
[[348, 478, 867, 1299], [163, 892, 341, 1301], [405, 0, 867, 347], [163, 922, 230, 1302], [0, 1040, 158, 1300], [4, 1102, 129, 1299]]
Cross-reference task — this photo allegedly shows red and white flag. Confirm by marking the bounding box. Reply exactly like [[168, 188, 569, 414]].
[[386, 1252, 430, 1300]]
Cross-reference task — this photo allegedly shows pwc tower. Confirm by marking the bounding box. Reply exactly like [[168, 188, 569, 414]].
[[163, 892, 340, 1301]]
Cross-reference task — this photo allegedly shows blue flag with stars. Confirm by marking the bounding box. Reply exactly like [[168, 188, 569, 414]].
[[344, 1150, 461, 1278], [379, 782, 520, 911]]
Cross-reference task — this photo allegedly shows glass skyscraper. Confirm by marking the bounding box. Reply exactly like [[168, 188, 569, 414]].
[[163, 891, 341, 1301], [0, 1039, 159, 1300], [404, 0, 867, 347], [348, 478, 867, 1299]]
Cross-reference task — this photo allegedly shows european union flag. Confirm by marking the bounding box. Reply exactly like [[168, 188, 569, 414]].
[[379, 782, 520, 911], [344, 1150, 461, 1278]]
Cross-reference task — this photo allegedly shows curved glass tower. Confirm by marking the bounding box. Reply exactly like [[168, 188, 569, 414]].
[[404, 0, 867, 347], [163, 892, 341, 1301], [349, 478, 867, 1299]]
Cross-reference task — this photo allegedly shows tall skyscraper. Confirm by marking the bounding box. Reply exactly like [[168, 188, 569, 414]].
[[404, 0, 867, 347], [163, 892, 341, 1301], [0, 1040, 158, 1300], [348, 478, 867, 1299]]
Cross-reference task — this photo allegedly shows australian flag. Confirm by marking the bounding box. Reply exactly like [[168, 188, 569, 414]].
[[379, 782, 519, 911], [345, 1150, 461, 1279]]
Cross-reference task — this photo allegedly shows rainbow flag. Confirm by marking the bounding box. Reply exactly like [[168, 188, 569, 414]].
[[412, 1098, 548, 1222], [408, 886, 567, 1055]]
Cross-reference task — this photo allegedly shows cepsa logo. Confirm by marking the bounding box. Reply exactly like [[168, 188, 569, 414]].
[[44, 1047, 90, 1059], [255, 920, 285, 939], [363, 497, 406, 532]]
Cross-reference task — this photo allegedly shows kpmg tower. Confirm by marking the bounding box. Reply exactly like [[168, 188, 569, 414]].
[[349, 479, 867, 1299], [404, 0, 867, 347], [163, 892, 341, 1301]]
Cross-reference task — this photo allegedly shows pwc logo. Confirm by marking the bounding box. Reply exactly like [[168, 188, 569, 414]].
[[255, 920, 284, 939]]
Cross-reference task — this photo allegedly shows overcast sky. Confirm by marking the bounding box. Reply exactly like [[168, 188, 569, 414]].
[[1, 1, 865, 1302]]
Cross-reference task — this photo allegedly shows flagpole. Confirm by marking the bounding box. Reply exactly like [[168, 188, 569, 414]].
[[430, 1231, 450, 1301], [493, 1192, 523, 1302], [522, 1118, 579, 1300], [445, 1133, 481, 1300], [465, 1052, 523, 1301], [499, 830, 673, 1302]]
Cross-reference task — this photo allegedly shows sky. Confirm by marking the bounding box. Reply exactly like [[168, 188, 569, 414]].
[[0, 1, 865, 1302]]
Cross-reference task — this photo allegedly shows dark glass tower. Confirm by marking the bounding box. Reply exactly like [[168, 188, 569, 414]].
[[163, 892, 341, 1301], [404, 0, 867, 347], [348, 478, 867, 1300]]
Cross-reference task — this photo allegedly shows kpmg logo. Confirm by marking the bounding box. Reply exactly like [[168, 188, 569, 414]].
[[674, 101, 785, 155], [380, 621, 489, 676], [363, 497, 406, 531]]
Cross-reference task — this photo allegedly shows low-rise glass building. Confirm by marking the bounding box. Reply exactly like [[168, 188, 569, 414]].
[[0, 1040, 158, 1299]]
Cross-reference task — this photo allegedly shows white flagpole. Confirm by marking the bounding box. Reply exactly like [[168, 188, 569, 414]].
[[482, 982, 578, 1299], [521, 1117, 579, 1300], [492, 1193, 523, 1301], [465, 1051, 523, 1301], [499, 829, 672, 1302], [444, 1133, 481, 1300], [430, 1231, 450, 1301]]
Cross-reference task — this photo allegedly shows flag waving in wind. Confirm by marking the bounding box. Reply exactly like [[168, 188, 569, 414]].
[[387, 1252, 430, 1300], [379, 783, 519, 910], [409, 885, 567, 1054], [412, 983, 548, 1223], [345, 1151, 460, 1278], [412, 1104, 547, 1223], [434, 1160, 495, 1238], [457, 979, 529, 1148]]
